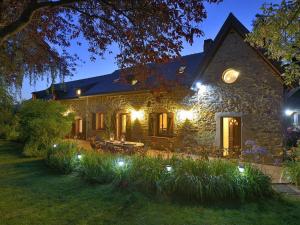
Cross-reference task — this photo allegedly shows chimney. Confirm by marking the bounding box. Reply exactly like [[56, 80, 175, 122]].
[[203, 39, 213, 52]]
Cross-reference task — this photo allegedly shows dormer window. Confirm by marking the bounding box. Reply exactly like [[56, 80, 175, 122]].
[[178, 65, 186, 74], [76, 89, 81, 96], [131, 79, 138, 85], [113, 78, 120, 83]]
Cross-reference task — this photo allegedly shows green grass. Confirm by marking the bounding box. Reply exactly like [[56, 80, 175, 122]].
[[0, 140, 300, 225]]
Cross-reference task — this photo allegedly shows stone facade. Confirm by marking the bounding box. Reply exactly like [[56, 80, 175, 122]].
[[60, 30, 284, 158]]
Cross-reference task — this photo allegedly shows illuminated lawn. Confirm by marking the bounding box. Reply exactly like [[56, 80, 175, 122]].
[[0, 140, 300, 225]]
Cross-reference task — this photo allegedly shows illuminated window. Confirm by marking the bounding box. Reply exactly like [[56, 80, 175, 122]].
[[76, 89, 81, 96], [149, 113, 174, 137], [75, 119, 83, 134], [222, 117, 241, 156], [178, 65, 186, 74], [96, 113, 104, 130], [222, 69, 239, 84]]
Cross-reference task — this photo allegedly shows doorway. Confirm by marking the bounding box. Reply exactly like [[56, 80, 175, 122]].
[[221, 117, 241, 156], [117, 113, 131, 140]]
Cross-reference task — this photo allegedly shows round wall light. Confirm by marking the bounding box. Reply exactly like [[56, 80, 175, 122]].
[[222, 69, 239, 84]]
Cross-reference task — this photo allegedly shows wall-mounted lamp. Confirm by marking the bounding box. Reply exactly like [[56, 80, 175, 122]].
[[178, 110, 194, 121], [196, 82, 207, 95], [285, 109, 294, 116], [131, 110, 144, 121]]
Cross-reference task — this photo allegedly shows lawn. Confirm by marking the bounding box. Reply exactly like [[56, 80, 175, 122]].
[[0, 140, 299, 225]]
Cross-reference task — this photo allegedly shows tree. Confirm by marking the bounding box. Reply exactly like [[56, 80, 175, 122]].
[[18, 100, 74, 157], [246, 0, 300, 86], [0, 0, 221, 88]]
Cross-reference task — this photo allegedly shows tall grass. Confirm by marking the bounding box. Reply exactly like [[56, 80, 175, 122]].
[[46, 149, 273, 202], [283, 162, 300, 187], [45, 141, 79, 174]]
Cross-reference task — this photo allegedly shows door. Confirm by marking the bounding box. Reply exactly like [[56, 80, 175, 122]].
[[221, 117, 241, 156], [117, 113, 131, 140]]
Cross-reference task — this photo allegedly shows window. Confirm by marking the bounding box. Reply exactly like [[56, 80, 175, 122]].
[[149, 113, 174, 137], [76, 89, 81, 96], [221, 117, 241, 156], [222, 69, 239, 84], [178, 65, 186, 74], [96, 113, 104, 130]]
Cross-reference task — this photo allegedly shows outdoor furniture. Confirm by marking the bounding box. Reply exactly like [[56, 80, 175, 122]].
[[104, 140, 144, 154]]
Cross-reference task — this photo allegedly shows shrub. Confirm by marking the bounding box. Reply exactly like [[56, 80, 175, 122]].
[[79, 151, 119, 184], [46, 141, 79, 174], [47, 149, 273, 202], [18, 100, 74, 157], [283, 162, 300, 187]]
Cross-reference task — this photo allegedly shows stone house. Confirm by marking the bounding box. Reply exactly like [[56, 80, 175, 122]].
[[33, 13, 285, 158]]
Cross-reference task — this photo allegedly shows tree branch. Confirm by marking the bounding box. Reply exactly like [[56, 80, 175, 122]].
[[0, 0, 79, 44]]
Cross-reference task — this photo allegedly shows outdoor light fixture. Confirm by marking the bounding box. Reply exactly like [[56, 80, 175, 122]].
[[195, 82, 207, 95], [178, 110, 194, 121], [238, 165, 245, 173], [77, 153, 82, 160], [285, 109, 293, 116], [117, 159, 125, 167], [76, 89, 81, 96], [131, 110, 144, 121], [53, 144, 57, 148], [166, 165, 172, 172]]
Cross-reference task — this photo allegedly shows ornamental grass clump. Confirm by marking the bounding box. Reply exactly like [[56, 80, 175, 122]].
[[79, 151, 130, 184], [45, 141, 79, 174], [46, 149, 273, 202], [283, 162, 300, 187]]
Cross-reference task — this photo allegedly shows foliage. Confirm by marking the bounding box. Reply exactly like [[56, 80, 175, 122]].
[[246, 0, 300, 85], [48, 148, 274, 202], [283, 161, 300, 186], [79, 151, 120, 184], [241, 140, 270, 163], [18, 99, 73, 157], [0, 0, 221, 87], [0, 81, 19, 140], [45, 141, 79, 174], [1, 140, 300, 225]]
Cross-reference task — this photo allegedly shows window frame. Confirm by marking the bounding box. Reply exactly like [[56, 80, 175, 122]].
[[148, 112, 174, 137]]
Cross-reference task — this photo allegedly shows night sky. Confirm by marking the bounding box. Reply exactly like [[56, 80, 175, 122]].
[[21, 0, 280, 100]]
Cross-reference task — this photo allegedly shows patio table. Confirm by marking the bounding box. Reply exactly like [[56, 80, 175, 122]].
[[104, 140, 144, 154]]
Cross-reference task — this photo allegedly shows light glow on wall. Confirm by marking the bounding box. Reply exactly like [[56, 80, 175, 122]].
[[131, 110, 144, 121], [285, 109, 294, 116], [178, 110, 194, 121], [196, 82, 207, 95]]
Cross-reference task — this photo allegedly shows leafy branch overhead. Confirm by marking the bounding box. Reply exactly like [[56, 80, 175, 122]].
[[0, 0, 221, 87], [246, 0, 300, 86]]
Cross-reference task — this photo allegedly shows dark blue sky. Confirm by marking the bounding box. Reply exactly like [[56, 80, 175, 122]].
[[21, 0, 279, 99]]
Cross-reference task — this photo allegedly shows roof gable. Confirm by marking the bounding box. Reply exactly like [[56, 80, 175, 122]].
[[192, 13, 282, 87]]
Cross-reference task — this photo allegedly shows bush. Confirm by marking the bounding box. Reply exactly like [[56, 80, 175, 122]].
[[283, 162, 300, 187], [55, 150, 273, 202], [46, 141, 79, 174], [79, 151, 121, 184], [18, 100, 73, 157]]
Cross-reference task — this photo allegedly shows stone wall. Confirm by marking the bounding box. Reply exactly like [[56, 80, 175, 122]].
[[60, 30, 284, 157]]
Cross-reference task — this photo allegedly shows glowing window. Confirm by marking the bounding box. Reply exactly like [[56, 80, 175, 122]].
[[76, 89, 81, 96], [222, 69, 239, 84]]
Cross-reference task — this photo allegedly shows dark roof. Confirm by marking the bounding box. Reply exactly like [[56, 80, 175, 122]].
[[34, 13, 284, 100], [33, 52, 205, 100], [192, 13, 283, 88]]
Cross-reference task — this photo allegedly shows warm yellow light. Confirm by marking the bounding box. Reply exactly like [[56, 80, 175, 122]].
[[178, 110, 194, 121], [63, 110, 70, 116], [131, 110, 144, 121], [222, 69, 239, 84], [76, 89, 81, 96]]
